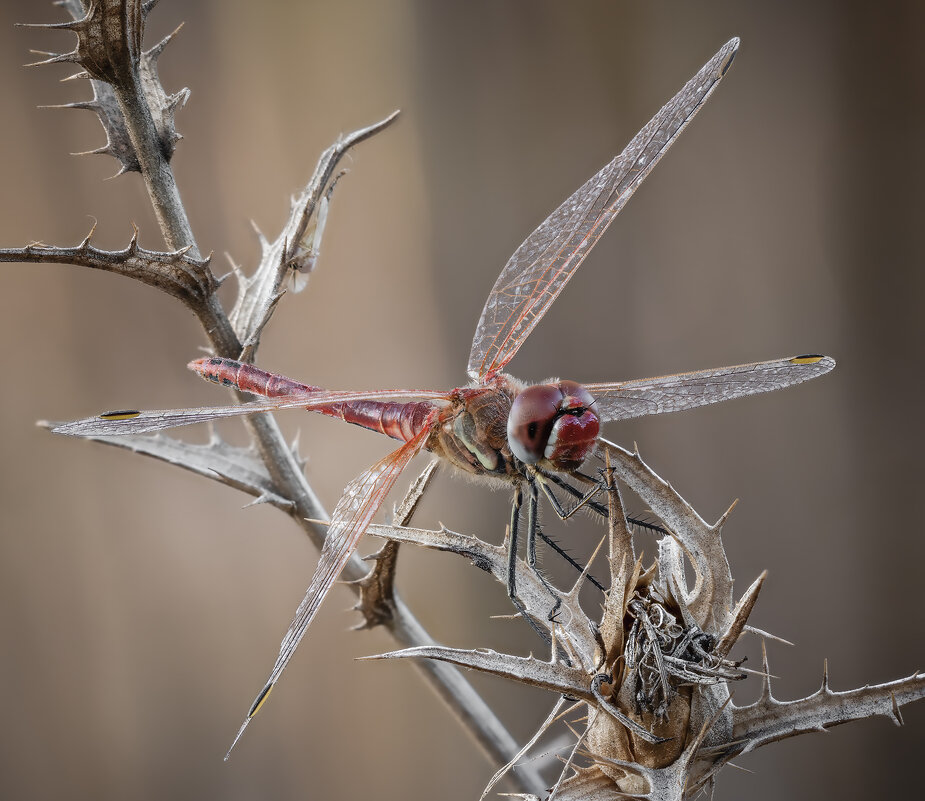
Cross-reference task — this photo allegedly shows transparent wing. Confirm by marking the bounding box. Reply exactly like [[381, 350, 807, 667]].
[[225, 419, 434, 758], [585, 355, 835, 423], [467, 38, 739, 381], [50, 388, 449, 436]]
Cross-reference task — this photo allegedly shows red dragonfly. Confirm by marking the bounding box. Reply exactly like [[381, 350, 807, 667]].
[[54, 38, 834, 753]]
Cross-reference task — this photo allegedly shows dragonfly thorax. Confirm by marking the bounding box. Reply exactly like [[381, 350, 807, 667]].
[[507, 381, 600, 473]]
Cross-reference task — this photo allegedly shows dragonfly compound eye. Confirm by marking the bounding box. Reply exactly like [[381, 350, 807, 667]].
[[507, 384, 563, 464], [545, 381, 600, 471]]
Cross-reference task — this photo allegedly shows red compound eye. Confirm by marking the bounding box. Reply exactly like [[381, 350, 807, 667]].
[[507, 384, 563, 464], [557, 380, 595, 412], [507, 382, 600, 470]]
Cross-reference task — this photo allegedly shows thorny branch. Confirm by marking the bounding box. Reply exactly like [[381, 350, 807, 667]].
[[12, 1, 546, 795], [359, 443, 925, 799]]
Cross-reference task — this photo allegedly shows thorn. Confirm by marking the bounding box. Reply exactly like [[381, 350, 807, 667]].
[[39, 100, 97, 111], [744, 625, 793, 646], [888, 691, 905, 726], [726, 762, 754, 774], [567, 533, 607, 598], [78, 218, 98, 249], [20, 15, 85, 30], [242, 490, 293, 510], [71, 145, 111, 158], [714, 498, 739, 530], [740, 666, 779, 680], [249, 219, 268, 249], [821, 658, 829, 692], [60, 70, 90, 83], [224, 251, 246, 282], [144, 22, 184, 60], [715, 570, 766, 658], [759, 639, 774, 703], [25, 50, 80, 69]]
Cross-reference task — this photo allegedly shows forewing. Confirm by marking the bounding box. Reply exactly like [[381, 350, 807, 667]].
[[467, 38, 739, 381], [50, 388, 448, 436], [225, 420, 434, 757], [586, 355, 835, 422]]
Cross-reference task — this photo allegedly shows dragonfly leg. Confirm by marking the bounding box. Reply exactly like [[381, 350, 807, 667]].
[[540, 468, 669, 537], [524, 477, 563, 623], [536, 469, 609, 520], [533, 470, 665, 593], [506, 484, 566, 631], [525, 479, 538, 568], [507, 485, 522, 602]]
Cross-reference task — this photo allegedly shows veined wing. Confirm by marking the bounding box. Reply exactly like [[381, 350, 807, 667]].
[[50, 388, 449, 436], [585, 355, 835, 423], [467, 38, 739, 382], [225, 418, 435, 758]]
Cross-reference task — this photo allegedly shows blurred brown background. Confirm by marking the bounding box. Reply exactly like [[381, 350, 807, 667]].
[[0, 1, 922, 799]]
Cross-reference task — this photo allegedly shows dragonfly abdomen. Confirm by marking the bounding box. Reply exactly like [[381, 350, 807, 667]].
[[189, 357, 435, 443], [193, 357, 321, 396], [334, 400, 436, 443]]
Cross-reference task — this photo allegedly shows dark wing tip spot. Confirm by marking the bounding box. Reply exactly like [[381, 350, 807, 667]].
[[99, 410, 141, 420], [790, 354, 824, 364], [248, 683, 274, 719]]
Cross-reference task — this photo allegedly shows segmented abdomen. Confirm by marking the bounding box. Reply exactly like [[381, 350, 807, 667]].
[[190, 357, 435, 443]]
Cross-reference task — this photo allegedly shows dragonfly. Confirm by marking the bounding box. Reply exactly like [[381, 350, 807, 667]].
[[53, 37, 834, 755]]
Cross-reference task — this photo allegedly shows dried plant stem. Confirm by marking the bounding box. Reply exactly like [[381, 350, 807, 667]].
[[115, 84, 200, 257], [129, 88, 549, 801]]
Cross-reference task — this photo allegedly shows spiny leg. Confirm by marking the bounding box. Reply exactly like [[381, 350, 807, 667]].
[[525, 479, 538, 568], [506, 486, 557, 647], [507, 485, 522, 602], [536, 469, 609, 520], [532, 472, 607, 593], [531, 469, 667, 593], [524, 476, 563, 622], [507, 484, 566, 634], [540, 468, 669, 536]]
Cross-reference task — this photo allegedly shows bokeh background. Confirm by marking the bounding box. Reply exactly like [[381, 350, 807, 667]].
[[0, 2, 922, 799]]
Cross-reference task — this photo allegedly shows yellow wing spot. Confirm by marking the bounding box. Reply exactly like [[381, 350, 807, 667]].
[[99, 410, 141, 420], [789, 355, 824, 365], [248, 683, 274, 719]]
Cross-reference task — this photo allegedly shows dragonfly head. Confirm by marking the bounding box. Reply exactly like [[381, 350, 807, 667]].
[[507, 381, 600, 472]]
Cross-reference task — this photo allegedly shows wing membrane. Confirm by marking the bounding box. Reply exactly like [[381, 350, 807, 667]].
[[467, 38, 739, 381], [225, 419, 434, 757], [585, 355, 835, 423], [50, 388, 448, 436]]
